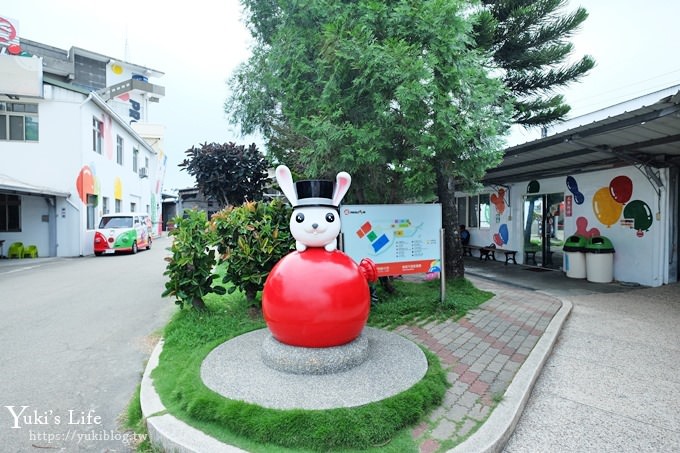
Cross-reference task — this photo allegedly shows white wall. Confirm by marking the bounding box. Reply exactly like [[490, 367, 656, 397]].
[[3, 84, 163, 256], [484, 165, 670, 287]]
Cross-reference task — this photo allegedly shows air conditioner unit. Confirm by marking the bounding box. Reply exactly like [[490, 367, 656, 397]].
[[139, 167, 148, 178]]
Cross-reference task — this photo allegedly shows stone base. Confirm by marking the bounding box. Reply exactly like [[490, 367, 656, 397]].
[[200, 327, 427, 410], [261, 332, 369, 375]]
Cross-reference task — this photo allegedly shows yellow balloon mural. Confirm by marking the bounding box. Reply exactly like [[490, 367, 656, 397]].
[[592, 186, 622, 227], [114, 177, 123, 200]]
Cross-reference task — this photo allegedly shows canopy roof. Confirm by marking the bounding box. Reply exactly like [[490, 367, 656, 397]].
[[483, 90, 680, 185]]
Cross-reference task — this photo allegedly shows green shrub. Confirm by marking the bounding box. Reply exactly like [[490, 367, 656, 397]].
[[211, 200, 294, 303], [162, 209, 225, 310]]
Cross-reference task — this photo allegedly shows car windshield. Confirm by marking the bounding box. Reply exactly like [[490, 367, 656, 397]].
[[99, 216, 133, 228]]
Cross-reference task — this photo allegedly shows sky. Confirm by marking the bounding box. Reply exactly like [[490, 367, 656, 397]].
[[3, 1, 680, 190]]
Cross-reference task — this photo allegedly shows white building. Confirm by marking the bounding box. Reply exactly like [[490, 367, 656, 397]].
[[0, 15, 167, 257], [458, 86, 680, 287]]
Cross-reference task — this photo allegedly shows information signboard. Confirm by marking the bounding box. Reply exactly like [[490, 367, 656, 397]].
[[340, 204, 442, 277]]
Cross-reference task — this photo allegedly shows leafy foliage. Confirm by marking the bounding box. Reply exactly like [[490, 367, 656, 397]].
[[162, 209, 225, 310], [228, 0, 513, 280], [179, 142, 268, 206], [211, 200, 294, 303], [473, 0, 596, 126]]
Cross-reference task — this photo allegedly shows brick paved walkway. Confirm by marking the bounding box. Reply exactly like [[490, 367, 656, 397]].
[[395, 277, 562, 453]]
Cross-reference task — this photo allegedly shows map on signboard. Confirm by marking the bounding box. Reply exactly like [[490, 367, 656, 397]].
[[355, 218, 428, 257]]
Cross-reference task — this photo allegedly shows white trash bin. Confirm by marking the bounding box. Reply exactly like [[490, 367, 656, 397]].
[[585, 236, 615, 283], [563, 235, 587, 279]]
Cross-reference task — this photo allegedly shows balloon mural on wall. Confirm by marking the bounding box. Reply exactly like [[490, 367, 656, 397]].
[[609, 175, 633, 204], [566, 176, 585, 204], [490, 188, 506, 215], [527, 180, 540, 194], [592, 186, 623, 227], [76, 165, 97, 203], [623, 200, 653, 237], [575, 216, 601, 238], [567, 174, 654, 238], [493, 224, 509, 246]]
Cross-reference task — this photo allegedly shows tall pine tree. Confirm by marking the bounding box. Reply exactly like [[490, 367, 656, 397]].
[[474, 0, 595, 126]]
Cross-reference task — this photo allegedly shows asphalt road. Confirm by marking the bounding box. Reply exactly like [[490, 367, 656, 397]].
[[0, 236, 176, 452]]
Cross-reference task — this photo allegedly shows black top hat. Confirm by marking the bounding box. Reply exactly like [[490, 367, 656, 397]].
[[295, 180, 336, 208]]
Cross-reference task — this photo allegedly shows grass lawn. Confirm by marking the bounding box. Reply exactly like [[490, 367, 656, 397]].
[[133, 276, 493, 452]]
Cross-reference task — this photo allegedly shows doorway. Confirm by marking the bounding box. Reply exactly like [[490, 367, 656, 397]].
[[523, 193, 565, 269]]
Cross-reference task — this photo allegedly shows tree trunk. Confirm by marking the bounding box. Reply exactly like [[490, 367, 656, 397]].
[[192, 296, 207, 311], [436, 164, 465, 279], [245, 285, 258, 304]]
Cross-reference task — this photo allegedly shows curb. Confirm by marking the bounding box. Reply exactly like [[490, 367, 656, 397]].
[[140, 299, 572, 453], [448, 297, 573, 453], [140, 339, 246, 452]]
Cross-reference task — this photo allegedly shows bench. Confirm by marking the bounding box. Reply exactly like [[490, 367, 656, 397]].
[[524, 247, 554, 266], [462, 245, 481, 257], [464, 244, 517, 265]]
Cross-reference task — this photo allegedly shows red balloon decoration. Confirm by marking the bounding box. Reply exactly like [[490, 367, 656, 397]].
[[609, 175, 633, 204], [262, 249, 375, 348]]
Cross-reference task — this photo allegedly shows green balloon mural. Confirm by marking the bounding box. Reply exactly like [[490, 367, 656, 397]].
[[623, 200, 653, 233]]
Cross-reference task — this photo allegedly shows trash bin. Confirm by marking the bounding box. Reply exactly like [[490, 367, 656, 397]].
[[585, 236, 615, 283], [563, 235, 587, 279]]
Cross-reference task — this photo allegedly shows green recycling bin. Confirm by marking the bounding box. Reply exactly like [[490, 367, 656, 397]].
[[585, 236, 615, 283], [563, 235, 587, 279]]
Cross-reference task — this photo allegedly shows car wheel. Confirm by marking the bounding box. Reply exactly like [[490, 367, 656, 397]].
[[132, 241, 138, 254], [95, 252, 103, 256]]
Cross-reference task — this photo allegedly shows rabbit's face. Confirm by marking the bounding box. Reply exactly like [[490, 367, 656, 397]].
[[290, 206, 341, 248]]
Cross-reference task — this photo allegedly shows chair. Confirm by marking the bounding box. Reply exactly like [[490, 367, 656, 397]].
[[23, 245, 38, 258], [7, 242, 24, 259]]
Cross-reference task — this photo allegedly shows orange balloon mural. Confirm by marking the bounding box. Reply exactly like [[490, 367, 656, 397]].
[[490, 188, 506, 214], [592, 187, 622, 227]]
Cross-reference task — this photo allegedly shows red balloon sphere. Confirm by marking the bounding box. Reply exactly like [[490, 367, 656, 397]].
[[262, 248, 371, 348]]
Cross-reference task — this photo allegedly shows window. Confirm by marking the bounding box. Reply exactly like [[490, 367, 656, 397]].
[[130, 202, 137, 212], [456, 197, 467, 229], [102, 197, 109, 215], [468, 196, 479, 228], [92, 117, 103, 153], [479, 194, 490, 229], [0, 102, 39, 141], [0, 194, 21, 231], [132, 148, 139, 173], [115, 199, 121, 213], [86, 194, 98, 229], [116, 135, 124, 165]]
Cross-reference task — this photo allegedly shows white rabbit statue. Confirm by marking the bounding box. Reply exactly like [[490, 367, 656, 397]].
[[275, 165, 351, 252]]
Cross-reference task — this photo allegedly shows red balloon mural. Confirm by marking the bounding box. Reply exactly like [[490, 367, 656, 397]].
[[609, 175, 633, 204]]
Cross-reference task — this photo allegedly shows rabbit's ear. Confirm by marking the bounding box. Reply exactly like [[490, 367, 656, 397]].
[[332, 171, 351, 206], [276, 165, 298, 205]]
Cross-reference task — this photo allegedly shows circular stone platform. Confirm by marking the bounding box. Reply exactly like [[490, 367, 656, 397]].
[[261, 332, 369, 375], [201, 326, 427, 410]]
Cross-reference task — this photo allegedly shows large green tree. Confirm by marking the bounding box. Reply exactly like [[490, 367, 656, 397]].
[[228, 0, 513, 278], [473, 0, 595, 126]]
